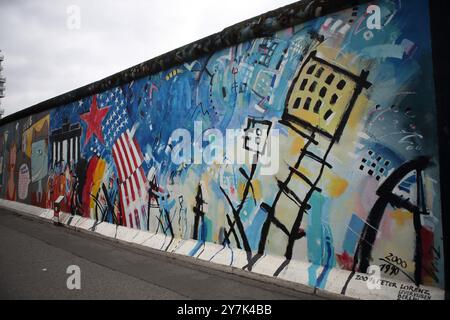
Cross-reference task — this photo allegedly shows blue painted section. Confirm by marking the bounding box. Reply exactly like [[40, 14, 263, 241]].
[[343, 214, 366, 256]]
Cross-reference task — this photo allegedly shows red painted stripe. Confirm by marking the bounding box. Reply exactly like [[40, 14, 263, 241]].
[[116, 137, 131, 179], [126, 132, 140, 171], [124, 179, 131, 206], [119, 134, 136, 174], [119, 184, 127, 227], [134, 137, 145, 165], [134, 209, 140, 229], [128, 214, 134, 229], [138, 167, 148, 197], [129, 175, 136, 202], [130, 132, 144, 167], [112, 147, 124, 182], [133, 171, 142, 198]]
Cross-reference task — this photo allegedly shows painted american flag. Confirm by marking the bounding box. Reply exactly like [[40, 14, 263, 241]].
[[101, 87, 149, 230]]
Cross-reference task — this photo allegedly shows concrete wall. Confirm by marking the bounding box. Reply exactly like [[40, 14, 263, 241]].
[[0, 0, 446, 299]]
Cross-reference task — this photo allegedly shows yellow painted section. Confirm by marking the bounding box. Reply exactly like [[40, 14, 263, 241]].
[[390, 209, 413, 226], [285, 49, 360, 137], [237, 179, 262, 201], [316, 48, 371, 134], [295, 166, 312, 180], [252, 180, 262, 201], [326, 175, 349, 198], [347, 95, 370, 130], [23, 115, 50, 157], [89, 159, 107, 210], [290, 135, 305, 155], [237, 182, 245, 200], [165, 69, 184, 81]]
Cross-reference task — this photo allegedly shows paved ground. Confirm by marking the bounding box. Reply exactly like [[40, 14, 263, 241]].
[[0, 209, 324, 300]]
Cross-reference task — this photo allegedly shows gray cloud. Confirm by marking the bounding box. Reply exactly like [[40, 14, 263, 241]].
[[0, 0, 296, 117]]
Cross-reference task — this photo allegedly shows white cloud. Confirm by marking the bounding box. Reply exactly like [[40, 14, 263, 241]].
[[0, 0, 296, 117]]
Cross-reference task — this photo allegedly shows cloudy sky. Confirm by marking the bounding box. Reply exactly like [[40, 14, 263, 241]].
[[0, 0, 296, 117]]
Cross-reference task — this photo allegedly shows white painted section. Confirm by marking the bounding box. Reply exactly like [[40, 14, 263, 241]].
[[130, 230, 154, 245], [251, 254, 286, 277], [40, 209, 55, 220], [196, 242, 226, 262], [141, 233, 166, 250], [66, 215, 82, 227], [277, 260, 312, 286], [165, 238, 184, 253], [74, 137, 78, 163], [330, 19, 343, 33], [115, 225, 139, 243], [77, 218, 97, 231], [173, 239, 198, 257], [73, 217, 89, 229], [69, 138, 73, 162], [94, 222, 117, 238], [62, 140, 68, 164], [58, 212, 71, 225], [53, 142, 57, 165], [323, 268, 445, 300], [208, 245, 235, 267], [338, 23, 351, 35]]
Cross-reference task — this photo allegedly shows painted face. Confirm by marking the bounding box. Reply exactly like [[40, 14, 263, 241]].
[[31, 140, 48, 182]]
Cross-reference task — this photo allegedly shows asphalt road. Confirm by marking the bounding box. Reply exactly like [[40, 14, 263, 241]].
[[0, 209, 323, 300]]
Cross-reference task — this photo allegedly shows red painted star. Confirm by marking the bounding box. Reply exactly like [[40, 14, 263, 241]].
[[80, 95, 110, 145]]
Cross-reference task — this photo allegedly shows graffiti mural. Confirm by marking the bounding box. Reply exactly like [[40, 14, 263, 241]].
[[0, 0, 445, 292]]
